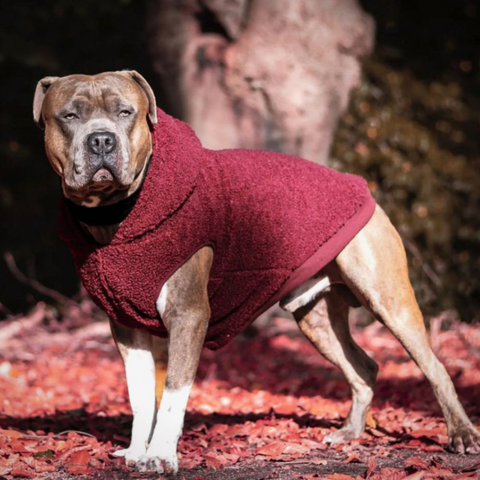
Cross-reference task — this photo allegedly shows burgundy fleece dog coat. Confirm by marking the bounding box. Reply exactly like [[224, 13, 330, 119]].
[[58, 108, 376, 349]]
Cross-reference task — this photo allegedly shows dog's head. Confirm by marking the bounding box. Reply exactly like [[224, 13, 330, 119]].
[[33, 71, 157, 205]]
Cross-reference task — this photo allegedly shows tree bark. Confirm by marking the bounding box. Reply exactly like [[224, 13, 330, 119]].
[[147, 0, 374, 164]]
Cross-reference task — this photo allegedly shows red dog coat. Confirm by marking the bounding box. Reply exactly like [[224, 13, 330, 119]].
[[58, 108, 376, 349]]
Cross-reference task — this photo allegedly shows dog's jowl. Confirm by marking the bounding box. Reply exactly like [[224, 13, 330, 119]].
[[33, 71, 480, 474]]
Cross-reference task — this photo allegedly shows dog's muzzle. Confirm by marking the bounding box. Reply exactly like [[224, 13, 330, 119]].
[[84, 131, 119, 184]]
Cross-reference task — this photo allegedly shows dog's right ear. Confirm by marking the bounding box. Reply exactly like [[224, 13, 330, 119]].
[[33, 76, 59, 129]]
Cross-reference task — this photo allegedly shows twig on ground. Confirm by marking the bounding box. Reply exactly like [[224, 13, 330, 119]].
[[4, 252, 78, 307], [59, 444, 93, 462], [0, 316, 112, 359], [20, 429, 95, 440], [63, 322, 112, 355], [0, 302, 46, 348], [454, 323, 480, 366], [429, 310, 458, 357]]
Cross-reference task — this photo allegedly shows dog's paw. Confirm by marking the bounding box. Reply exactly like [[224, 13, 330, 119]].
[[323, 426, 363, 445], [112, 446, 146, 466], [136, 453, 178, 475], [448, 427, 480, 454]]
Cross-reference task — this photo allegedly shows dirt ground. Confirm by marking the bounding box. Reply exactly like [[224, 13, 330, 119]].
[[0, 306, 479, 479]]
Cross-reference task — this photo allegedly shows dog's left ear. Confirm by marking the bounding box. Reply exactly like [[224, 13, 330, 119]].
[[122, 70, 158, 125], [33, 76, 60, 129]]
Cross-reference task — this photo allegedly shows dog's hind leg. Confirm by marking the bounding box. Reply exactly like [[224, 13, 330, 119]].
[[110, 320, 157, 465], [336, 205, 480, 453], [288, 291, 378, 444]]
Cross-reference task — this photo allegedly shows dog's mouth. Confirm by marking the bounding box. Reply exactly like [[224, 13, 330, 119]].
[[91, 167, 115, 184], [64, 150, 147, 204], [64, 164, 128, 202], [81, 164, 123, 193]]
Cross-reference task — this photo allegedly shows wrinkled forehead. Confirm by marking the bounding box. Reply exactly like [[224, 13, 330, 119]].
[[44, 73, 146, 115]]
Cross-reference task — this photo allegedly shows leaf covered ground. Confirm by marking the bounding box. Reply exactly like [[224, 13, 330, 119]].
[[0, 304, 479, 479]]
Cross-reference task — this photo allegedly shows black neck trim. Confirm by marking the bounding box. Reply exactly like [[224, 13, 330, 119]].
[[65, 159, 152, 226], [65, 186, 142, 226]]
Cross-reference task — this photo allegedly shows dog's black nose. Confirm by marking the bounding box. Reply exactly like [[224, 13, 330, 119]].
[[87, 131, 116, 155]]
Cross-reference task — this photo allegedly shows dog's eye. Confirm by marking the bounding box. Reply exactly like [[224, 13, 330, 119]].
[[119, 110, 131, 117], [64, 113, 78, 120]]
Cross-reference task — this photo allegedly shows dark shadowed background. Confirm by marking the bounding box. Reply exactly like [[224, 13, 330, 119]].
[[1, 0, 479, 320]]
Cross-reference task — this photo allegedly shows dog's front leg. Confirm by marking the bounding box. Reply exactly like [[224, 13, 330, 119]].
[[137, 247, 213, 475], [110, 320, 157, 464]]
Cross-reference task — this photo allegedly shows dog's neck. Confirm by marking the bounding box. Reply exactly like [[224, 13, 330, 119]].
[[81, 222, 121, 245], [65, 188, 141, 244], [66, 158, 150, 245]]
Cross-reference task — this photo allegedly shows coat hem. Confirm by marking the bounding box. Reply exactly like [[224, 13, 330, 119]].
[[204, 194, 377, 350]]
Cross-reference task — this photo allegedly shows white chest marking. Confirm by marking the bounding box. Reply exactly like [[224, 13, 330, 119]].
[[156, 283, 169, 318]]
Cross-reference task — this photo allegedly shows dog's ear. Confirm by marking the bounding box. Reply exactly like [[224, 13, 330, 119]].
[[122, 70, 158, 125], [33, 76, 59, 129]]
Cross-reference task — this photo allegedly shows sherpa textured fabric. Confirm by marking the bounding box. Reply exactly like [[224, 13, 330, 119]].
[[58, 108, 376, 349]]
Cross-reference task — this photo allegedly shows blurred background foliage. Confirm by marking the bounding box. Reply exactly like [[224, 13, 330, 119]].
[[0, 0, 479, 320], [0, 0, 159, 316], [332, 0, 480, 319]]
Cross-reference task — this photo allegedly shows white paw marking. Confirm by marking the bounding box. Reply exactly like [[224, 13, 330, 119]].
[[112, 446, 146, 466], [323, 427, 361, 445], [136, 453, 178, 474], [142, 384, 192, 473]]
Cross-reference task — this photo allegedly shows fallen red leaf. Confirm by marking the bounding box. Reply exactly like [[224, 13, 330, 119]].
[[425, 466, 453, 476], [34, 464, 57, 473], [379, 467, 405, 480], [403, 472, 424, 480], [69, 449, 91, 465], [65, 464, 92, 475], [404, 456, 429, 470], [204, 454, 224, 469], [421, 444, 444, 452], [283, 442, 310, 455], [302, 438, 328, 450], [257, 441, 285, 457], [9, 440, 30, 453], [326, 474, 356, 480], [345, 453, 361, 463], [180, 457, 203, 469], [0, 428, 23, 439], [11, 468, 36, 479]]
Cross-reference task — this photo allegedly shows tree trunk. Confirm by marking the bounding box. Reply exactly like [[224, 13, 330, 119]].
[[146, 0, 374, 164]]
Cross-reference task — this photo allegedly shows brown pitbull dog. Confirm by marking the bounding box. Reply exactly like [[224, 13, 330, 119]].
[[33, 71, 480, 474]]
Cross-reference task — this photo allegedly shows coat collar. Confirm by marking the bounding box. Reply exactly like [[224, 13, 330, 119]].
[[58, 108, 202, 246]]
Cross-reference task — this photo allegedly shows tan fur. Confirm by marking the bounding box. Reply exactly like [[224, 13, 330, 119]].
[[334, 205, 480, 452], [159, 247, 213, 391], [34, 73, 480, 475], [34, 71, 155, 206]]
